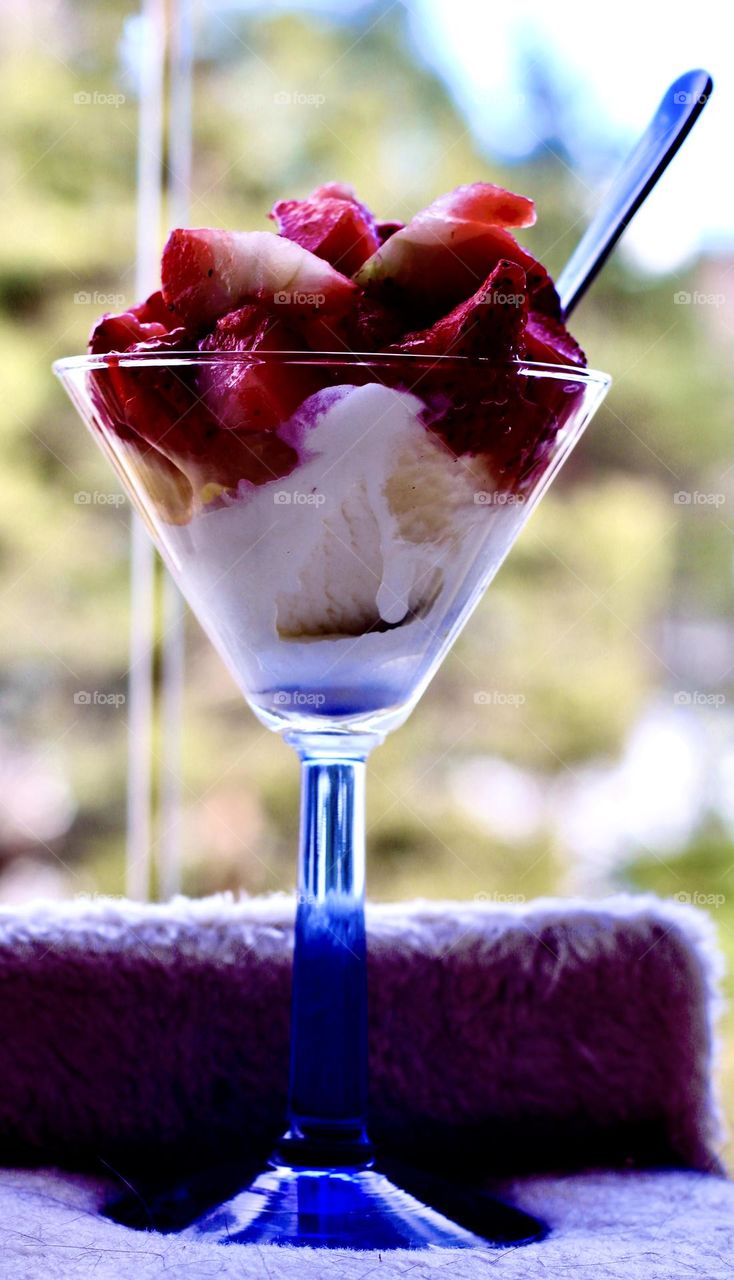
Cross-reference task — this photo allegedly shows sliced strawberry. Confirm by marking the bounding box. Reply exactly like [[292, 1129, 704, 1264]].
[[391, 261, 528, 358], [161, 228, 356, 331], [125, 357, 297, 491], [314, 182, 376, 223], [199, 303, 324, 432], [383, 259, 577, 480], [199, 302, 298, 354], [89, 328, 299, 505], [302, 291, 405, 352], [359, 223, 558, 324], [355, 183, 557, 323], [347, 294, 405, 350], [89, 291, 177, 355], [270, 184, 379, 277], [83, 180, 591, 527], [376, 220, 403, 245], [410, 353, 585, 499], [525, 313, 586, 367], [427, 183, 536, 229], [517, 314, 588, 468]]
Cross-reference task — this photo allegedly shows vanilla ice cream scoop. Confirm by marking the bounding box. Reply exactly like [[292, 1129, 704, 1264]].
[[147, 381, 528, 715], [273, 384, 487, 638]]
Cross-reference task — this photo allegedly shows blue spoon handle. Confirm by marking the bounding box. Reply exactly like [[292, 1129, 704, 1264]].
[[557, 69, 713, 319]]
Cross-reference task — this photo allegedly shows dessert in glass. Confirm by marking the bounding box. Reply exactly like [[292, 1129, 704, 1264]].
[[55, 180, 610, 1250]]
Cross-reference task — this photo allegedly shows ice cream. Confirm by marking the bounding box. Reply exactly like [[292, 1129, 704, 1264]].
[[152, 381, 528, 720]]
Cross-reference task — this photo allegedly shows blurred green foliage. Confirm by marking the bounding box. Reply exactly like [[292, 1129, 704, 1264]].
[[1, 4, 733, 1159]]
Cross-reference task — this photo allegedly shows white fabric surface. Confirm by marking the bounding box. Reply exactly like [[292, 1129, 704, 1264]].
[[1, 1165, 733, 1279]]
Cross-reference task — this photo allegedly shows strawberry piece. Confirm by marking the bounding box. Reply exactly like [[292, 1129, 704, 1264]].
[[376, 220, 403, 244], [525, 313, 586, 367], [84, 179, 590, 526], [360, 222, 558, 324], [88, 320, 299, 505], [347, 294, 405, 349], [413, 357, 583, 492], [518, 314, 587, 465], [428, 182, 536, 229], [270, 184, 380, 277], [87, 362, 196, 524], [355, 183, 558, 323], [89, 291, 177, 355], [199, 304, 325, 432], [391, 261, 528, 358], [200, 302, 297, 354], [313, 182, 377, 228], [302, 291, 404, 352], [161, 228, 356, 331]]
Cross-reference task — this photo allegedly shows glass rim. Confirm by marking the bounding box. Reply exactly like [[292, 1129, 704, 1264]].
[[53, 350, 612, 387]]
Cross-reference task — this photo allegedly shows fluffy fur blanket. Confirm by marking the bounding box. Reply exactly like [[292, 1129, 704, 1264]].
[[0, 892, 730, 1276], [0, 893, 723, 1174]]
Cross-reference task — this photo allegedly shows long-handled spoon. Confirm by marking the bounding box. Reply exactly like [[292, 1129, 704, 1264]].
[[557, 68, 713, 318]]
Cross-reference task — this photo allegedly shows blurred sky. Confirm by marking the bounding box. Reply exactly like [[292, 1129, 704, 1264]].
[[217, 0, 731, 273], [411, 0, 731, 273]]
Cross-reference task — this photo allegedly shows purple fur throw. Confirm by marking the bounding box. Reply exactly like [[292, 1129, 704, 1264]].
[[0, 894, 722, 1175]]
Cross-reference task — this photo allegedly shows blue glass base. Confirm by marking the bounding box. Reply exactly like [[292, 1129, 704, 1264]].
[[180, 1161, 544, 1250]]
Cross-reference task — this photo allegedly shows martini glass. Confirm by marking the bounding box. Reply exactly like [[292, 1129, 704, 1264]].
[[55, 350, 610, 1250]]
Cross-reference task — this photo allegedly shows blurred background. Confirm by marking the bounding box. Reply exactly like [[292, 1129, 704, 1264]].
[[1, 0, 733, 1150]]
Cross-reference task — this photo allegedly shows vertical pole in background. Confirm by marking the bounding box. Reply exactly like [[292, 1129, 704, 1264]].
[[127, 0, 166, 901], [157, 0, 193, 900]]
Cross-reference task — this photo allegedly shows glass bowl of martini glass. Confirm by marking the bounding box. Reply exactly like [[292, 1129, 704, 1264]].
[[54, 346, 610, 1250]]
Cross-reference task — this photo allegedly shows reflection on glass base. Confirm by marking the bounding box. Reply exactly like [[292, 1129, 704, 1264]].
[[181, 1161, 544, 1250]]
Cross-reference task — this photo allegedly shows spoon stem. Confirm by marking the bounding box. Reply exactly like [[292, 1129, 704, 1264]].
[[558, 69, 713, 319]]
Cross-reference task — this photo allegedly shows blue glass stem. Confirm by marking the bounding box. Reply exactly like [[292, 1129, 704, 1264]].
[[277, 732, 378, 1168]]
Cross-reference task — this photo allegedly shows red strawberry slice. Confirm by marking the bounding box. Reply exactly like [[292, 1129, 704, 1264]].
[[270, 184, 380, 277], [519, 314, 587, 466], [89, 318, 299, 503], [83, 179, 591, 527], [161, 228, 356, 332], [355, 183, 558, 323], [410, 356, 545, 469], [200, 302, 297, 353], [198, 303, 325, 432], [390, 261, 528, 359], [314, 182, 376, 222], [525, 313, 586, 367], [360, 222, 558, 324], [87, 359, 196, 525], [375, 220, 404, 245], [428, 182, 536, 229], [302, 291, 405, 352], [89, 291, 177, 355]]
